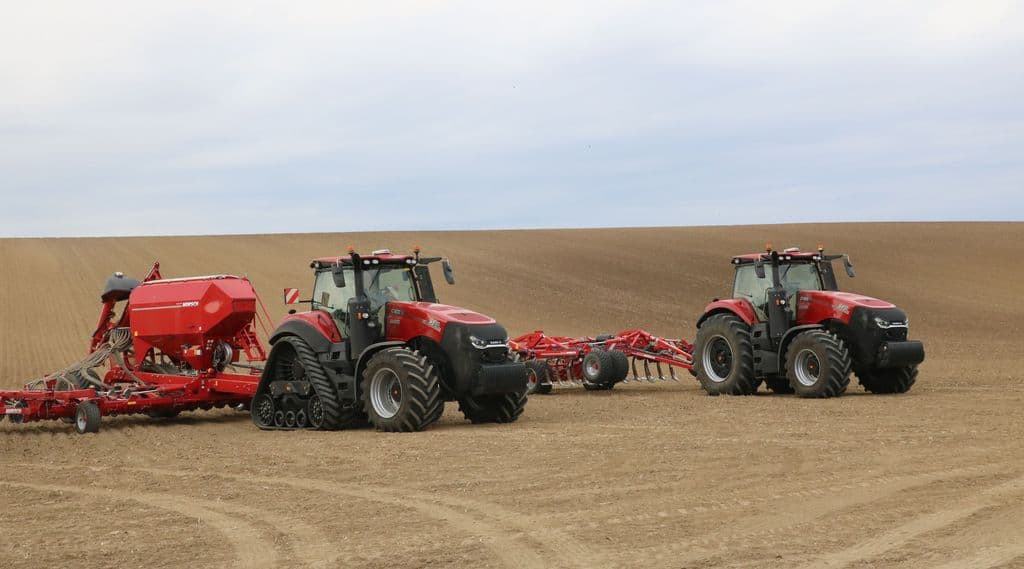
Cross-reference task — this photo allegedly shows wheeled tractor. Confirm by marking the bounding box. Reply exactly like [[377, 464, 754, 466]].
[[693, 245, 925, 397], [252, 247, 529, 432]]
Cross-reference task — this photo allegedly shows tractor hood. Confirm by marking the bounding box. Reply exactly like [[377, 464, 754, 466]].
[[394, 302, 497, 326], [799, 290, 896, 310]]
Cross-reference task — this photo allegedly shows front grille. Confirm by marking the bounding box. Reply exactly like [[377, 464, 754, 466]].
[[885, 328, 908, 341], [480, 348, 508, 364]]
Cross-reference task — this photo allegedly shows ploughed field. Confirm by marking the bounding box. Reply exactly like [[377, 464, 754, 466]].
[[1, 222, 1022, 569]]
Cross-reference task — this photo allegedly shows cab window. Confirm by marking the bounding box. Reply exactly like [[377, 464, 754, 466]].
[[312, 268, 355, 312]]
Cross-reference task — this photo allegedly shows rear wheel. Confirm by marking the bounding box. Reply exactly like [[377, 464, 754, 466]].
[[525, 360, 553, 395], [458, 390, 527, 423], [856, 364, 918, 394], [784, 331, 851, 398], [693, 314, 758, 395], [361, 348, 442, 432], [75, 401, 101, 434]]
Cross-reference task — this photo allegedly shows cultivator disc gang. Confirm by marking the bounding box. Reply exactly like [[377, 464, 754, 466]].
[[511, 329, 694, 392]]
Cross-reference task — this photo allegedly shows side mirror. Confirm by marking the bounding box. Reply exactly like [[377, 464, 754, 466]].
[[442, 258, 455, 285], [332, 262, 346, 288], [754, 258, 766, 279], [843, 256, 856, 278]]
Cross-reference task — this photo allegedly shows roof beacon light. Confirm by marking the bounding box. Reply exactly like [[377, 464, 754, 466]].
[[346, 245, 356, 254]]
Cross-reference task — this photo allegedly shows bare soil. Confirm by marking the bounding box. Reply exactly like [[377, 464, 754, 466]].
[[2, 223, 1022, 569]]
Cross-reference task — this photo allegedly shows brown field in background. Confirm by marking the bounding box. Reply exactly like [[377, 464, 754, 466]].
[[2, 222, 1023, 568]]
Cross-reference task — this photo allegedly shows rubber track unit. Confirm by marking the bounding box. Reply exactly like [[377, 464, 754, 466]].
[[785, 330, 851, 398], [856, 364, 918, 394], [693, 314, 758, 396], [254, 336, 360, 431], [361, 347, 443, 433], [457, 390, 527, 424]]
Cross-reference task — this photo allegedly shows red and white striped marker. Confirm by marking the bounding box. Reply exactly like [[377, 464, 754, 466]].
[[283, 288, 301, 304]]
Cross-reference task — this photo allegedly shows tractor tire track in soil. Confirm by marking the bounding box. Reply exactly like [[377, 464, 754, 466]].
[[795, 472, 1024, 569], [18, 462, 595, 569], [0, 480, 278, 569]]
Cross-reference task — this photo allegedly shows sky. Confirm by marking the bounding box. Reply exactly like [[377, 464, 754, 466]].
[[1, 1, 1021, 237]]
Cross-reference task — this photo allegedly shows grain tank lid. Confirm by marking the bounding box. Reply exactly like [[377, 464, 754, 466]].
[[144, 274, 243, 285], [101, 272, 141, 302]]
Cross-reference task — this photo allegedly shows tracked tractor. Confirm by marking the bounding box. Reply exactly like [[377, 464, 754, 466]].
[[252, 247, 528, 432], [693, 246, 925, 398]]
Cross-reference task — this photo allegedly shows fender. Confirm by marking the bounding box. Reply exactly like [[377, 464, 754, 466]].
[[776, 324, 824, 363], [269, 314, 341, 353], [354, 341, 407, 384], [697, 298, 760, 329]]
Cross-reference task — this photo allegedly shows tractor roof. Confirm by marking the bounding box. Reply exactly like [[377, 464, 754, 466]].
[[310, 251, 416, 269], [732, 250, 828, 264]]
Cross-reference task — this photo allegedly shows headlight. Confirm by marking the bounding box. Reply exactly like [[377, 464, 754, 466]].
[[874, 317, 908, 329], [469, 335, 509, 349]]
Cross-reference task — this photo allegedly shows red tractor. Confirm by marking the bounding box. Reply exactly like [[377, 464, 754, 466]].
[[252, 248, 528, 432], [693, 246, 925, 397]]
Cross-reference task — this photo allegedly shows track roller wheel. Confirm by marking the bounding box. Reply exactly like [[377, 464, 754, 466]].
[[74, 401, 101, 434], [693, 314, 758, 395], [361, 347, 442, 432], [856, 364, 918, 394], [458, 390, 527, 424], [295, 409, 308, 428], [252, 394, 275, 428], [274, 410, 286, 427], [525, 360, 553, 395], [284, 410, 297, 428], [784, 330, 851, 398]]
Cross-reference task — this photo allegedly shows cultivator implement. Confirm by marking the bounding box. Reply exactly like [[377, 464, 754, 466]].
[[1, 262, 269, 433], [511, 329, 694, 392]]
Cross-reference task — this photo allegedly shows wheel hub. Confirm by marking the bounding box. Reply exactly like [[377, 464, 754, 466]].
[[702, 336, 734, 383], [794, 349, 822, 387], [369, 369, 403, 419]]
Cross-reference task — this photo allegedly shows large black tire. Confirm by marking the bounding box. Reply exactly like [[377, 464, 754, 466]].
[[693, 314, 758, 395], [74, 401, 101, 434], [458, 390, 527, 424], [361, 348, 442, 432], [784, 330, 851, 398], [856, 364, 918, 394], [764, 375, 795, 394], [525, 360, 553, 395], [258, 336, 361, 431], [607, 350, 630, 382]]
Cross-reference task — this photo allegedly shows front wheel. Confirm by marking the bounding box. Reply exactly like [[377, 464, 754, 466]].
[[856, 365, 918, 394], [458, 391, 527, 424], [692, 314, 758, 395], [361, 348, 442, 432], [785, 331, 851, 398]]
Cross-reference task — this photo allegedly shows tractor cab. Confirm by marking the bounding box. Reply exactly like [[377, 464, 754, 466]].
[[306, 248, 455, 355], [730, 246, 854, 325]]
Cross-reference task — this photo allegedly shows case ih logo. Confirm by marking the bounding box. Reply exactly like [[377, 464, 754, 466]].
[[834, 303, 850, 314], [283, 288, 301, 304]]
